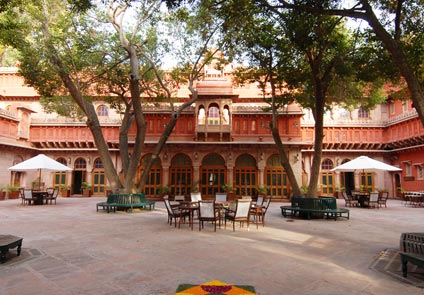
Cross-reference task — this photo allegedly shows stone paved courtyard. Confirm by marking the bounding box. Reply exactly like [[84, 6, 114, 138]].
[[0, 197, 423, 295]]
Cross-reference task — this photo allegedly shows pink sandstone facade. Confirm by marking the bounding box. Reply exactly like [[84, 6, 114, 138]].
[[0, 66, 422, 200]]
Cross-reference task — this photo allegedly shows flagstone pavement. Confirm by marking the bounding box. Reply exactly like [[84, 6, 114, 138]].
[[0, 197, 423, 295]]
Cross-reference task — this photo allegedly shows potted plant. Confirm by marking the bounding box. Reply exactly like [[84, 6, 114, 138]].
[[0, 185, 6, 200], [6, 184, 20, 199], [334, 185, 345, 198], [158, 184, 171, 198], [222, 183, 235, 200], [396, 186, 404, 199], [256, 185, 269, 196], [60, 184, 71, 197], [81, 182, 92, 197]]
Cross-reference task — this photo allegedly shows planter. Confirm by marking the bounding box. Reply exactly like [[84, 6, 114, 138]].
[[0, 191, 5, 200], [8, 191, 20, 199], [82, 189, 92, 197], [61, 189, 71, 198]]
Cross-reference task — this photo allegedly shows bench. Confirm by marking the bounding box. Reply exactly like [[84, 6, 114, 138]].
[[400, 232, 424, 277], [96, 196, 117, 213], [97, 193, 155, 213], [280, 197, 349, 220], [0, 235, 23, 263]]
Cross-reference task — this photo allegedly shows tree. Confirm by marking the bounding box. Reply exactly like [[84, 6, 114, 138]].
[[217, 0, 385, 196], [3, 0, 224, 193], [261, 0, 424, 127]]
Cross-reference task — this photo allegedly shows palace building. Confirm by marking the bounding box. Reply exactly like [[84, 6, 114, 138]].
[[0, 65, 423, 200]]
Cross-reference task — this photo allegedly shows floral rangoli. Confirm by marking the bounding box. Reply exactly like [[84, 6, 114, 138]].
[[173, 280, 257, 295]]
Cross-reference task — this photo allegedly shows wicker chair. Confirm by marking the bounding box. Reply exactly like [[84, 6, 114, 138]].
[[225, 199, 251, 231], [198, 200, 220, 232]]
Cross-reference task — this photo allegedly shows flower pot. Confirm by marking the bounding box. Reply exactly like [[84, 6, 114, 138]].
[[8, 191, 20, 199], [82, 189, 92, 197], [61, 189, 71, 197]]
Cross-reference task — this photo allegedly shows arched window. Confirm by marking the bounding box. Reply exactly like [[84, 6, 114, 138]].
[[54, 157, 68, 189], [208, 106, 219, 125], [169, 154, 192, 195], [138, 154, 162, 197], [265, 154, 290, 198], [198, 106, 205, 125], [358, 108, 369, 119], [234, 154, 257, 197], [92, 158, 105, 194], [97, 105, 109, 117], [200, 153, 226, 198]]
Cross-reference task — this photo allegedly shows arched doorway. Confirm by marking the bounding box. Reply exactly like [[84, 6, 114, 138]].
[[53, 157, 68, 189], [265, 154, 290, 199], [92, 157, 105, 195], [72, 158, 87, 194], [169, 154, 192, 196], [321, 158, 334, 196], [199, 153, 226, 198], [234, 154, 257, 197], [138, 154, 162, 197]]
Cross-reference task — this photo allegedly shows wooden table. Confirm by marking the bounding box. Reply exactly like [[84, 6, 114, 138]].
[[352, 192, 370, 207], [179, 202, 199, 230], [0, 235, 23, 263], [250, 204, 264, 229], [32, 191, 48, 205]]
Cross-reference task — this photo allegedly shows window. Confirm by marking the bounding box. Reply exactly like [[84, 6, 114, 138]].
[[207, 106, 219, 125], [339, 108, 350, 119], [404, 162, 412, 176], [389, 102, 395, 114], [416, 165, 423, 180], [97, 105, 109, 117], [358, 108, 369, 119], [402, 101, 408, 112]]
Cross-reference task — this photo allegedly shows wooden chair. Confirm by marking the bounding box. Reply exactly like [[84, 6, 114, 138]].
[[225, 199, 251, 231], [174, 195, 185, 202], [255, 195, 264, 206], [19, 188, 26, 205], [215, 192, 227, 202], [342, 191, 359, 207], [365, 192, 379, 209], [163, 196, 189, 228], [378, 191, 389, 208], [198, 200, 220, 232], [190, 192, 202, 202], [23, 189, 37, 205], [241, 196, 252, 201], [259, 197, 272, 225], [45, 188, 59, 205]]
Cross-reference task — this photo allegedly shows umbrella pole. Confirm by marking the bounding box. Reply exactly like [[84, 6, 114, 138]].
[[39, 168, 41, 190]]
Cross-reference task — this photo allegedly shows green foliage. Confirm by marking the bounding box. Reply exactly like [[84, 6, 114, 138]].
[[81, 182, 91, 189]]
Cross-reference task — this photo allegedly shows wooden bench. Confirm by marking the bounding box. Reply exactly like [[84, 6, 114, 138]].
[[280, 197, 349, 220], [0, 235, 23, 263], [400, 232, 424, 277]]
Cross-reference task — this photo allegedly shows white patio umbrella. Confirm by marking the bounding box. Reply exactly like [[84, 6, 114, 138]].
[[331, 155, 402, 172], [8, 154, 72, 188]]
